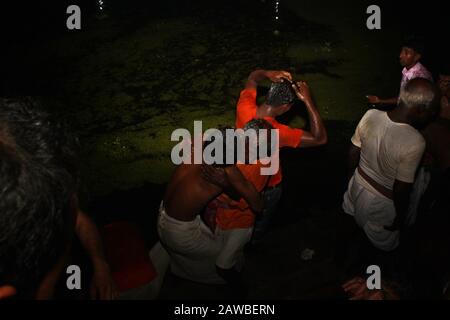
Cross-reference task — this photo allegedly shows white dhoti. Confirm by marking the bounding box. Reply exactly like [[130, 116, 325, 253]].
[[157, 202, 225, 284], [342, 170, 399, 251], [215, 227, 253, 271]]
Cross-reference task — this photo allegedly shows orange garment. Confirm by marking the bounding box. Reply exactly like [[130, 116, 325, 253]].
[[101, 222, 157, 292], [215, 162, 269, 230], [235, 88, 303, 186]]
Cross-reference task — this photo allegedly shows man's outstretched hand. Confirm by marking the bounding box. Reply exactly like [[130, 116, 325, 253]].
[[366, 95, 381, 104]]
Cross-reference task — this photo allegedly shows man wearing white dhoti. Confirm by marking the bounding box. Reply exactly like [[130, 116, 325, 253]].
[[343, 78, 440, 251]]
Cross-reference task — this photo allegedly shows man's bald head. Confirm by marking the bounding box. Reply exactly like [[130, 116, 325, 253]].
[[398, 78, 441, 128], [399, 78, 440, 111]]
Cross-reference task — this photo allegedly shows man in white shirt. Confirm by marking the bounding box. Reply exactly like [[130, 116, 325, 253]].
[[367, 36, 433, 106], [343, 78, 440, 251]]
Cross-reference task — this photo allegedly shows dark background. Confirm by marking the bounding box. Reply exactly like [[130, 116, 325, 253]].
[[2, 0, 448, 95], [1, 0, 449, 299]]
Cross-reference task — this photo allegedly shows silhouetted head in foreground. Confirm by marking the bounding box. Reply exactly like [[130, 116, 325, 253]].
[[0, 98, 79, 299]]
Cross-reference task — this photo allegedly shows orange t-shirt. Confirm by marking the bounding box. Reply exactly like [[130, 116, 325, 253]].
[[215, 162, 269, 230], [235, 88, 304, 186]]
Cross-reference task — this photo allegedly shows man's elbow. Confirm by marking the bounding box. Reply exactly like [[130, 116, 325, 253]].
[[317, 134, 328, 146], [248, 69, 261, 80], [312, 134, 328, 147]]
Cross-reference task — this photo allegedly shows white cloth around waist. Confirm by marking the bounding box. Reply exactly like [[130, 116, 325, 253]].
[[157, 201, 225, 284], [343, 170, 399, 251]]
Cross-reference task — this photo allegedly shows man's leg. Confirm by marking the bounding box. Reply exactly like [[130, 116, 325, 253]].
[[251, 185, 282, 245], [216, 227, 253, 298], [337, 174, 380, 280], [335, 210, 367, 281]]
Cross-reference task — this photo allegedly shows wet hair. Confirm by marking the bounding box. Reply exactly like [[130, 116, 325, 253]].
[[244, 118, 275, 158], [0, 98, 79, 296], [398, 78, 440, 112], [402, 35, 425, 55], [203, 119, 274, 166], [265, 81, 297, 107]]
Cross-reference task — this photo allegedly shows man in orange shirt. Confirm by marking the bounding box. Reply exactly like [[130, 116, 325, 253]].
[[201, 119, 274, 296], [159, 121, 274, 288], [236, 69, 328, 244]]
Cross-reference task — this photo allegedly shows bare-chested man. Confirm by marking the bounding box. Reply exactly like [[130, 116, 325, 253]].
[[157, 121, 271, 285]]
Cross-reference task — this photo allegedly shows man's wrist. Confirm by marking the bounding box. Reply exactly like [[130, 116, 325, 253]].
[[262, 70, 271, 79], [304, 99, 315, 109]]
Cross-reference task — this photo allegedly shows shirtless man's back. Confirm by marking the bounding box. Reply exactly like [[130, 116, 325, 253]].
[[158, 123, 268, 284], [163, 163, 263, 222]]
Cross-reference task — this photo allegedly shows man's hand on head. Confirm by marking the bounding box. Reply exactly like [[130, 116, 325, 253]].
[[246, 69, 292, 88], [292, 81, 312, 103], [266, 70, 292, 83]]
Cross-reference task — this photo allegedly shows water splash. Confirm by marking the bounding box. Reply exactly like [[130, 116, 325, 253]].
[[98, 0, 104, 11], [97, 0, 109, 19], [273, 0, 280, 35], [275, 0, 280, 21]]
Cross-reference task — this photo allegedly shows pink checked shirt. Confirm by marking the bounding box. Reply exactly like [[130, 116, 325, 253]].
[[400, 62, 433, 90]]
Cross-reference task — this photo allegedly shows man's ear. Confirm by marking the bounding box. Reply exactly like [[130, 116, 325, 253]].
[[0, 285, 17, 299]]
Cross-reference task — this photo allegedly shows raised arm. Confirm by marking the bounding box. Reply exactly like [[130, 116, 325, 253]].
[[246, 69, 292, 89], [292, 81, 328, 147], [367, 95, 398, 106]]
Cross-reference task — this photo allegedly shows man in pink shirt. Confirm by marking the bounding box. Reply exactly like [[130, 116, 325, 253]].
[[367, 35, 433, 106]]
